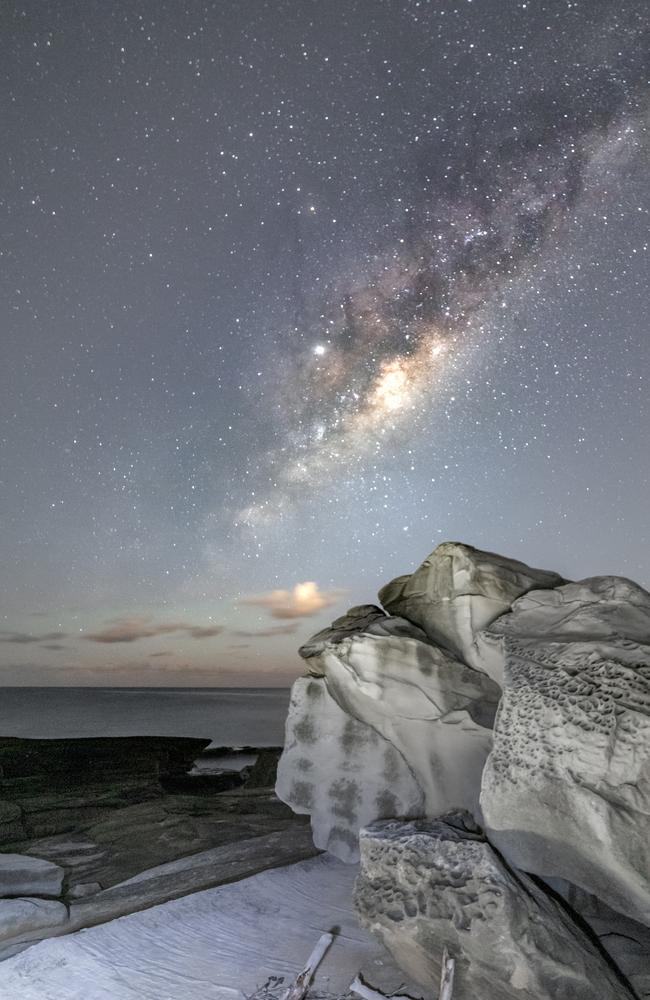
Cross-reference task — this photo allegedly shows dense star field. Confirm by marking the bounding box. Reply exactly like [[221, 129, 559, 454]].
[[1, 0, 648, 685]]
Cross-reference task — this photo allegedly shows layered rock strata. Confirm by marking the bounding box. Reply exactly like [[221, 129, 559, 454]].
[[0, 736, 211, 843], [276, 541, 650, 994]]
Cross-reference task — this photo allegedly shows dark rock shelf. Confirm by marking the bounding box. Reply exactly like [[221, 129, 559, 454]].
[[0, 737, 316, 958]]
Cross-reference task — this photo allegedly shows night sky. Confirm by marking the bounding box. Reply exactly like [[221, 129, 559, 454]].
[[1, 0, 648, 686]]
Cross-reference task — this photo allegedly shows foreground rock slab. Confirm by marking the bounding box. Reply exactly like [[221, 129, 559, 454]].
[[0, 898, 69, 951], [354, 813, 635, 1000], [480, 577, 650, 925], [0, 856, 422, 1000], [0, 825, 319, 960], [379, 541, 563, 672], [0, 855, 64, 899]]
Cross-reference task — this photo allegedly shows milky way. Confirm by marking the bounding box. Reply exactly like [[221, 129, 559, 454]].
[[240, 17, 650, 528], [1, 0, 649, 685]]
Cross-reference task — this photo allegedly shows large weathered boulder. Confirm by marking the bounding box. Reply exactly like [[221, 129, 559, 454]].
[[379, 542, 564, 673], [277, 597, 501, 861], [479, 576, 650, 926], [0, 854, 64, 899], [354, 813, 635, 1000], [275, 677, 423, 861], [310, 632, 499, 819]]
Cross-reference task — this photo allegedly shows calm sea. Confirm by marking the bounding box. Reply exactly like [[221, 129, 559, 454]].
[[0, 687, 290, 746]]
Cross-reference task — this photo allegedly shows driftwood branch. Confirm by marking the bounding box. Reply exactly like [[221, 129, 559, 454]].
[[349, 973, 416, 1000], [439, 947, 455, 1000], [279, 932, 334, 1000]]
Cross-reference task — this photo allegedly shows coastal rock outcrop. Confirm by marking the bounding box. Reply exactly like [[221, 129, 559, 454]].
[[276, 590, 502, 860], [379, 542, 564, 674], [480, 576, 650, 925], [276, 544, 565, 862], [275, 677, 423, 861], [354, 812, 635, 1000], [274, 541, 650, 993], [0, 736, 211, 843], [0, 739, 318, 958]]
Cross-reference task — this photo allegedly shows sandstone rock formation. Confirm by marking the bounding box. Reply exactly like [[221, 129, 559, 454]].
[[0, 855, 64, 899], [379, 541, 564, 673], [298, 604, 431, 658], [275, 541, 650, 992], [275, 677, 423, 861], [315, 634, 498, 814], [480, 575, 650, 925], [354, 812, 635, 1000], [277, 544, 564, 862], [0, 898, 69, 954], [277, 598, 502, 859]]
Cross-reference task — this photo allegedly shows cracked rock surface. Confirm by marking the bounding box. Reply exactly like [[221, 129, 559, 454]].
[[480, 576, 650, 925], [354, 812, 635, 1000]]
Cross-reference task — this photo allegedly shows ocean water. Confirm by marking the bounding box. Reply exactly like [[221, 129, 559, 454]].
[[0, 687, 291, 746]]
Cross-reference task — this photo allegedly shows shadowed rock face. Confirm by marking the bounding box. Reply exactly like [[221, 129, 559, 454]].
[[480, 576, 650, 926], [0, 737, 211, 843], [379, 541, 564, 672], [354, 813, 636, 1000]]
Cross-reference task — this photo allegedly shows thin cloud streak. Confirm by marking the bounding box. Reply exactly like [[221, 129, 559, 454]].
[[84, 617, 224, 644], [0, 630, 68, 645], [232, 623, 299, 638]]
